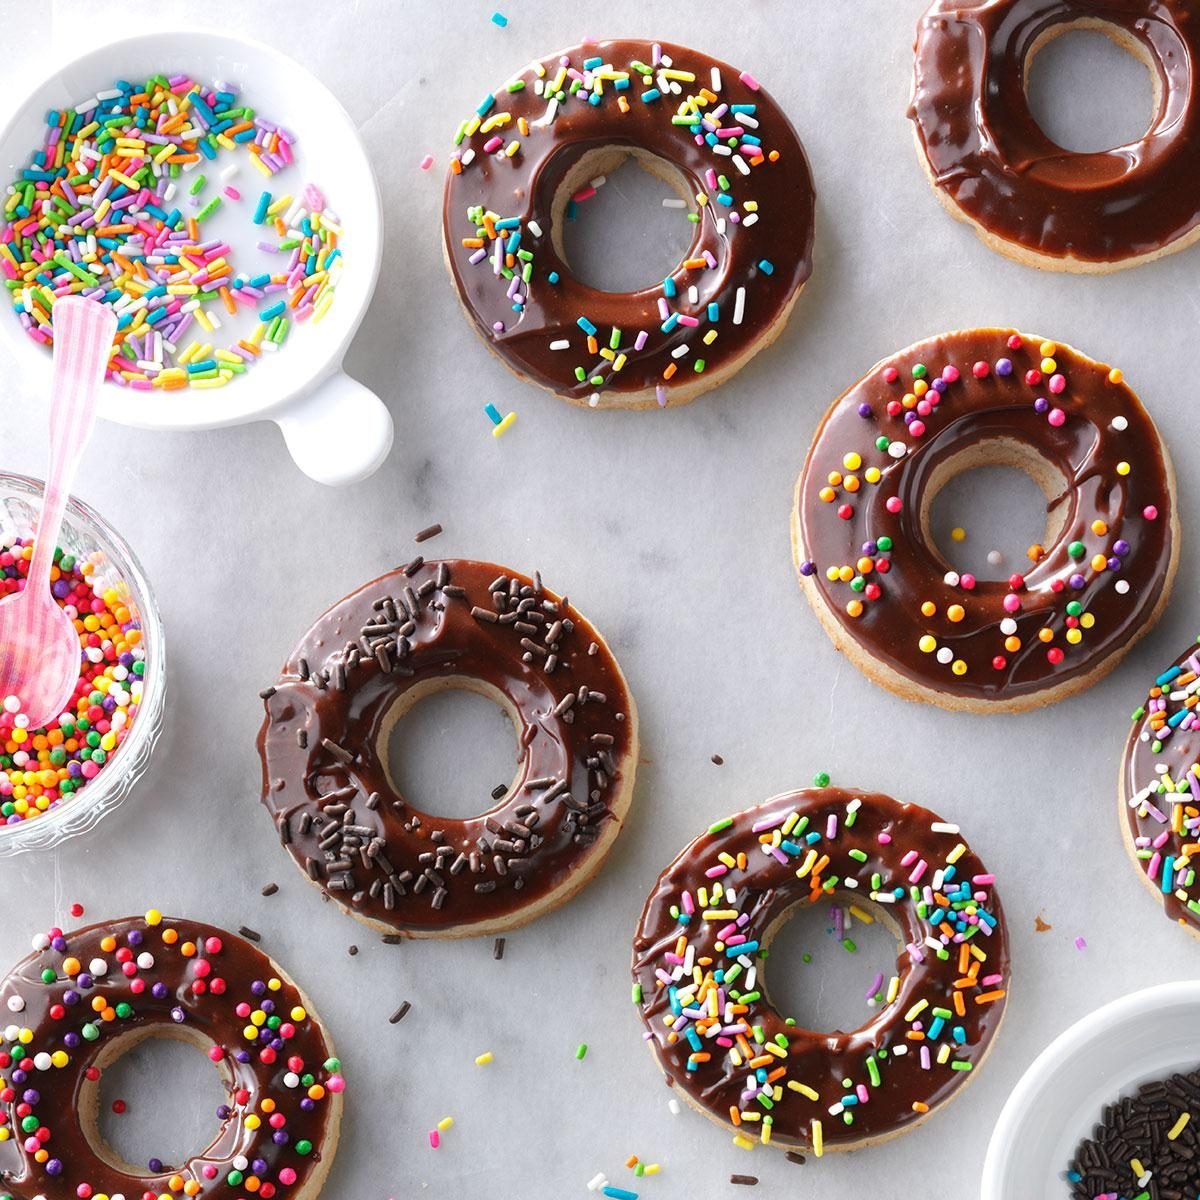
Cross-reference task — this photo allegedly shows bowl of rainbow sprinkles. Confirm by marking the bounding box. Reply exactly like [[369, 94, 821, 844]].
[[0, 31, 390, 486]]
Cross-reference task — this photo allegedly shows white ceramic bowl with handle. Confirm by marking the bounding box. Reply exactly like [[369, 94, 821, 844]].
[[0, 30, 391, 486], [982, 981, 1200, 1200]]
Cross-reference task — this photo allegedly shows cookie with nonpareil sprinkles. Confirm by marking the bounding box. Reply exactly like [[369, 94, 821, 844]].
[[1121, 635, 1200, 933], [0, 913, 343, 1200], [631, 787, 1010, 1155], [442, 39, 815, 409], [792, 329, 1178, 713], [258, 559, 638, 938]]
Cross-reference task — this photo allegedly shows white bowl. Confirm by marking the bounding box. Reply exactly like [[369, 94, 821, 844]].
[[0, 30, 391, 486], [982, 981, 1200, 1199]]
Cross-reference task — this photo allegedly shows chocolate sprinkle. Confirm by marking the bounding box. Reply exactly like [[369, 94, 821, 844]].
[[389, 1001, 411, 1025], [730, 1176, 758, 1186], [493, 937, 506, 960], [237, 926, 261, 943], [320, 737, 355, 765], [414, 524, 443, 543], [261, 883, 278, 897], [711, 754, 724, 766], [1068, 1066, 1200, 1199]]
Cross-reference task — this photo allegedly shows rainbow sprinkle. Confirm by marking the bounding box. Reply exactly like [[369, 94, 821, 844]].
[[483, 401, 517, 437], [2, 75, 343, 391]]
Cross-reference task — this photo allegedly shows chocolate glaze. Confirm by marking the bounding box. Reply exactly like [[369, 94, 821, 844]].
[[910, 1, 1200, 267], [0, 915, 340, 1199], [258, 559, 636, 935], [443, 39, 815, 403], [795, 329, 1175, 706], [631, 788, 1009, 1151], [1122, 635, 1200, 928]]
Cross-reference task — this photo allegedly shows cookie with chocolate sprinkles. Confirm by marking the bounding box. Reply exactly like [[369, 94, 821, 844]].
[[257, 559, 638, 938]]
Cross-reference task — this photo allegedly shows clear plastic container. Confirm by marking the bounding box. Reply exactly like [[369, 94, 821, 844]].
[[0, 472, 165, 854]]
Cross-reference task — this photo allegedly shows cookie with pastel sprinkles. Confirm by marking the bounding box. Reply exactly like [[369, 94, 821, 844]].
[[442, 39, 815, 409], [1121, 636, 1200, 934], [632, 787, 1010, 1155]]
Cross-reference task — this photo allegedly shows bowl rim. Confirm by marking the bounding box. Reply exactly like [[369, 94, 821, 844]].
[[0, 470, 166, 854], [981, 979, 1200, 1199], [0, 26, 384, 430]]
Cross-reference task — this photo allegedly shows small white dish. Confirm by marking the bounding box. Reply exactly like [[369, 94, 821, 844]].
[[982, 981, 1200, 1200], [0, 30, 391, 486]]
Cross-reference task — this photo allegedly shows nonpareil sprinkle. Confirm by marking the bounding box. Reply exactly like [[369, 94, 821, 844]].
[[0, 538, 145, 824], [2, 75, 344, 391]]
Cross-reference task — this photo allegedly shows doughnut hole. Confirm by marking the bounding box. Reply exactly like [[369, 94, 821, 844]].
[[1025, 19, 1159, 153], [920, 438, 1071, 583], [87, 1026, 228, 1174], [380, 676, 525, 820], [762, 894, 905, 1037], [555, 145, 697, 294]]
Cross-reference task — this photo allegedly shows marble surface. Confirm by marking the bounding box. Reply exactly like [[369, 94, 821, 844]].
[[1, 3, 1199, 1197]]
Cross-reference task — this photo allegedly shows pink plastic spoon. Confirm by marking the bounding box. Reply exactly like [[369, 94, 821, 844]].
[[0, 297, 117, 729]]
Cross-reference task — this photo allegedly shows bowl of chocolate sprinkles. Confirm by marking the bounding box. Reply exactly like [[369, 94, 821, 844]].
[[982, 983, 1200, 1200]]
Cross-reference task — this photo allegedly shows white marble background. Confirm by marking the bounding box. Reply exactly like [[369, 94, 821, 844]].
[[1, 2, 1198, 1197]]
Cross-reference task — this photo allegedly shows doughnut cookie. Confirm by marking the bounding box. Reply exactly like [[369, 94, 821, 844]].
[[259, 559, 638, 938], [443, 39, 815, 409], [1121, 635, 1200, 933], [909, 1, 1200, 273], [631, 787, 1009, 1155], [792, 329, 1177, 713], [0, 913, 343, 1200]]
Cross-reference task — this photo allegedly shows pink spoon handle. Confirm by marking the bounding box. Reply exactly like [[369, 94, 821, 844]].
[[26, 298, 118, 593]]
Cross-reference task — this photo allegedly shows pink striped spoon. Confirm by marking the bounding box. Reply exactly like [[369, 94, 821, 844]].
[[0, 297, 117, 729]]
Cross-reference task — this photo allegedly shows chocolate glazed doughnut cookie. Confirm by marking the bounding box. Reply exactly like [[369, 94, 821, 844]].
[[0, 913, 343, 1200], [443, 39, 815, 408], [632, 788, 1009, 1155], [910, 1, 1200, 272], [259, 559, 638, 939], [1121, 635, 1200, 934], [792, 329, 1177, 713]]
